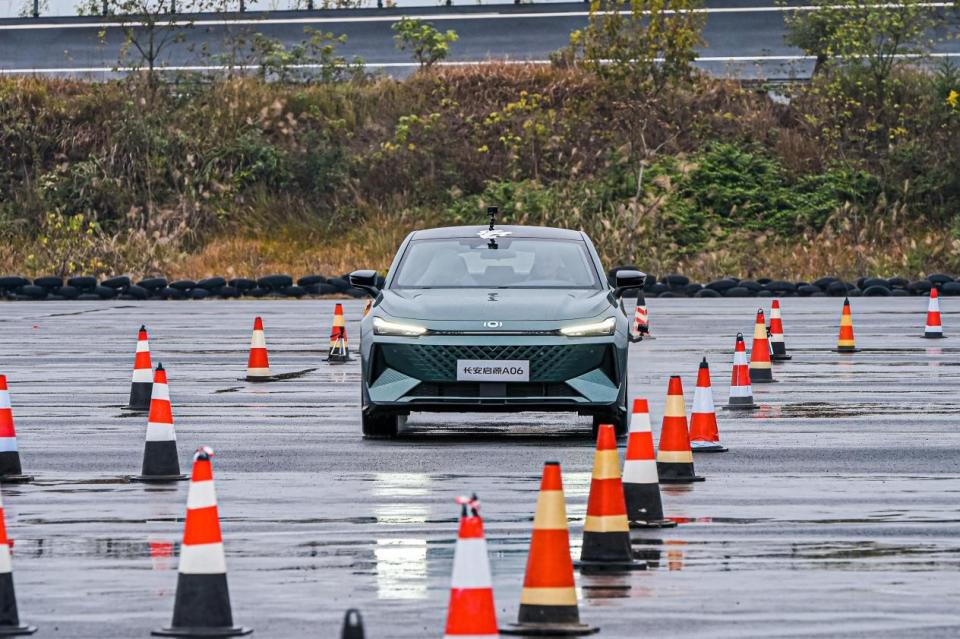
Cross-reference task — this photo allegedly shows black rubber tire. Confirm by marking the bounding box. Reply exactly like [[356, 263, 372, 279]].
[[284, 285, 307, 298], [197, 277, 227, 290], [159, 287, 185, 300], [694, 288, 721, 298], [928, 273, 954, 285], [67, 276, 98, 291], [217, 285, 241, 298], [297, 274, 325, 286], [362, 409, 400, 438], [101, 276, 130, 289], [59, 285, 79, 300], [33, 276, 63, 290], [190, 288, 209, 299], [21, 285, 47, 299], [327, 277, 351, 292], [77, 293, 100, 301], [125, 285, 149, 300], [246, 287, 267, 298], [724, 286, 753, 297], [591, 411, 628, 439], [169, 280, 196, 292], [229, 278, 257, 291], [317, 283, 339, 295], [705, 278, 737, 292], [664, 274, 689, 287], [258, 274, 293, 290], [138, 278, 168, 292], [0, 276, 29, 291]]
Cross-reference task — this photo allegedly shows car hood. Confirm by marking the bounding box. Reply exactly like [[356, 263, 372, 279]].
[[379, 288, 613, 322]]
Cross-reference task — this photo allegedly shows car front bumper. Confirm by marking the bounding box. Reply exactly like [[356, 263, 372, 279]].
[[362, 336, 626, 412]]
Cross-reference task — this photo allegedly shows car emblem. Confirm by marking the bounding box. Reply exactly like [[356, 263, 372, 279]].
[[488, 293, 499, 302], [483, 321, 503, 328], [477, 229, 511, 240]]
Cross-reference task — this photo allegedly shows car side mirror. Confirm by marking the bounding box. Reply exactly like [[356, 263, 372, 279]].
[[613, 270, 646, 298], [349, 269, 380, 297]]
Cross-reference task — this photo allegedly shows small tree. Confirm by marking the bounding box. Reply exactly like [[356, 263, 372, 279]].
[[79, 0, 218, 87], [392, 18, 458, 70], [784, 0, 938, 91], [568, 0, 705, 89], [247, 29, 366, 83]]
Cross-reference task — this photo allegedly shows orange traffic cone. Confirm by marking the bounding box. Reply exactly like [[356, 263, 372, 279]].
[[924, 288, 945, 339], [153, 447, 252, 637], [129, 364, 185, 483], [246, 316, 274, 381], [726, 333, 757, 410], [689, 358, 727, 453], [127, 325, 154, 411], [0, 377, 31, 484], [836, 297, 858, 353], [769, 300, 792, 360], [623, 399, 675, 528], [656, 376, 704, 483], [749, 309, 774, 383], [326, 303, 351, 363], [578, 424, 645, 571], [500, 462, 598, 637], [444, 495, 497, 639], [0, 486, 36, 636], [631, 293, 649, 340]]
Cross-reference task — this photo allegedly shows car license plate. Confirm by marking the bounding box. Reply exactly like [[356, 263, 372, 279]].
[[456, 359, 529, 382]]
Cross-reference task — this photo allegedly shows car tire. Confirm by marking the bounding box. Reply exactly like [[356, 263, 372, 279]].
[[592, 411, 628, 440], [362, 409, 400, 439]]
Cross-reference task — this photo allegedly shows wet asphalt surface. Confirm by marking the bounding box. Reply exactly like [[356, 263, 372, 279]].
[[0, 297, 959, 637]]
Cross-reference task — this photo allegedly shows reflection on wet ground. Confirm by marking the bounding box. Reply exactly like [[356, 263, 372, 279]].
[[1, 298, 960, 636]]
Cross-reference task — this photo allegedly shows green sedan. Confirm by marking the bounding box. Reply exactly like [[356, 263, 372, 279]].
[[349, 224, 644, 439]]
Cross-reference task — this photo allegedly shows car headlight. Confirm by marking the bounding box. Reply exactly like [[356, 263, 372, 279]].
[[373, 317, 427, 337], [559, 317, 616, 337]]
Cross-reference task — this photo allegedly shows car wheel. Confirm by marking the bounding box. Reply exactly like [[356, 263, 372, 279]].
[[362, 409, 400, 439], [591, 411, 628, 440]]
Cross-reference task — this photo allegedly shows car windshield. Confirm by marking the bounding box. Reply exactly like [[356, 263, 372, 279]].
[[392, 237, 601, 289]]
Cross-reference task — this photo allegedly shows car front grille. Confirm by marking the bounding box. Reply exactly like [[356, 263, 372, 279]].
[[410, 382, 581, 399], [378, 344, 609, 383]]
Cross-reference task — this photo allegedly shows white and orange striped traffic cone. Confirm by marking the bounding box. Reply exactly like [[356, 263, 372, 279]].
[[689, 358, 728, 453], [152, 447, 252, 637], [127, 325, 154, 411], [631, 293, 650, 340], [129, 364, 185, 483], [0, 377, 31, 484], [326, 303, 351, 363], [444, 495, 498, 639], [623, 399, 675, 529], [924, 288, 945, 339], [769, 300, 792, 360], [246, 316, 273, 381], [748, 309, 774, 383], [0, 486, 36, 636], [726, 333, 758, 410]]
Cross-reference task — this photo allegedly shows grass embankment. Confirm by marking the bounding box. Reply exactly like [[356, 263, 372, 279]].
[[1, 63, 959, 281]]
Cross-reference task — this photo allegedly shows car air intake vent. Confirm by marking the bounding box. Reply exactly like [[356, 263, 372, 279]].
[[380, 344, 608, 383], [410, 382, 580, 399]]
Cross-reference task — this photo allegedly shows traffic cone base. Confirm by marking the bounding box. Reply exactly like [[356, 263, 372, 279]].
[[724, 400, 759, 410], [127, 382, 152, 411], [341, 609, 365, 639], [501, 624, 599, 637], [691, 440, 728, 453], [152, 573, 252, 637], [771, 353, 793, 361], [0, 576, 35, 636], [624, 483, 676, 529], [749, 368, 775, 383]]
